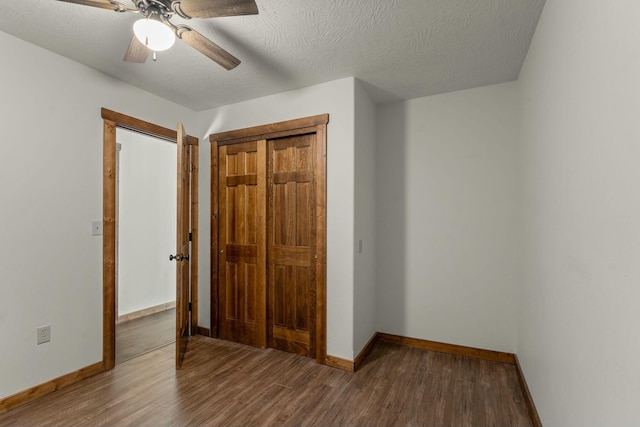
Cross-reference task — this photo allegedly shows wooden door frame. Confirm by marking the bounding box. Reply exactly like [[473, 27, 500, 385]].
[[209, 114, 328, 365], [101, 108, 199, 370]]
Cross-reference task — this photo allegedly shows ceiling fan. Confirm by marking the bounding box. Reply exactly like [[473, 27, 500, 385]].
[[56, 0, 258, 69]]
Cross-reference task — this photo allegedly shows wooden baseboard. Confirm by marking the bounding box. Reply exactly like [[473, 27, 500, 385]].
[[325, 332, 516, 373], [514, 355, 542, 427], [354, 333, 379, 371], [376, 332, 516, 365], [323, 332, 379, 372], [0, 361, 104, 414], [324, 354, 354, 372], [196, 326, 211, 337], [118, 301, 176, 323]]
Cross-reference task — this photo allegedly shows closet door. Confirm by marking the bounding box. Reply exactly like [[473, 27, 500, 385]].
[[218, 141, 267, 347], [267, 134, 317, 357], [211, 114, 328, 362]]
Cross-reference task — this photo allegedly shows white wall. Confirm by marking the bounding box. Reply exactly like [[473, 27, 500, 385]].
[[376, 82, 519, 353], [517, 1, 640, 424], [353, 79, 378, 355], [197, 77, 356, 360], [117, 129, 176, 316], [0, 30, 196, 400]]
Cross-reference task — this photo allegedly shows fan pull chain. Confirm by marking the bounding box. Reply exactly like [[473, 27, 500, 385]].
[[142, 35, 157, 62]]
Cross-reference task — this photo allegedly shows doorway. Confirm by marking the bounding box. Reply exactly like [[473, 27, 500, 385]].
[[114, 128, 177, 364], [210, 114, 328, 364], [101, 108, 198, 371]]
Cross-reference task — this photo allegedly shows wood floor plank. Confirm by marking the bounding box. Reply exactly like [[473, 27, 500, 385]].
[[0, 337, 533, 427]]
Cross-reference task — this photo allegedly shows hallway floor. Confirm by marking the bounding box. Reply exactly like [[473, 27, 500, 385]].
[[115, 308, 175, 364]]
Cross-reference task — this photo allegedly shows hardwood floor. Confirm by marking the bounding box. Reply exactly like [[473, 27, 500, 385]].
[[115, 308, 175, 364], [0, 337, 533, 426]]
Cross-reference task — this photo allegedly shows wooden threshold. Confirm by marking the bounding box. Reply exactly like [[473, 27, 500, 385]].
[[0, 362, 103, 414], [515, 355, 543, 427]]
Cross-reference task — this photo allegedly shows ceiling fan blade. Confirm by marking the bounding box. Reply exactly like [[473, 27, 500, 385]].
[[123, 36, 150, 63], [55, 0, 122, 11], [179, 27, 240, 70], [175, 0, 258, 18]]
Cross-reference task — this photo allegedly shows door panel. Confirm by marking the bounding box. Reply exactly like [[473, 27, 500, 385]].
[[268, 134, 316, 357], [175, 122, 191, 369], [218, 141, 267, 347]]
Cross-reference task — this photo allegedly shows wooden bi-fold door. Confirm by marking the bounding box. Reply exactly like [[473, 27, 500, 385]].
[[211, 115, 327, 362], [218, 141, 267, 348], [267, 134, 317, 357]]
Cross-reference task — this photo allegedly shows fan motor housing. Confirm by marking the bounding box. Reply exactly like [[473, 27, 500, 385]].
[[139, 0, 174, 12]]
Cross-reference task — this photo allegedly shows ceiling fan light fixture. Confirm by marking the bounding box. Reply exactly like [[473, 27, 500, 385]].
[[133, 18, 175, 51]]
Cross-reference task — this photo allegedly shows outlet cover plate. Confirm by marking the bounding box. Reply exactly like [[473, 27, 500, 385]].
[[37, 325, 51, 345], [91, 221, 103, 236]]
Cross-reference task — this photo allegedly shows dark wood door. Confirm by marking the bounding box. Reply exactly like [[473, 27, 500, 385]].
[[218, 141, 267, 348], [267, 134, 316, 357], [210, 115, 328, 362], [175, 122, 191, 369]]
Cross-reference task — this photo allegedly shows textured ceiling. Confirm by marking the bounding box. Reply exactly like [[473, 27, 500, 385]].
[[0, 0, 545, 111]]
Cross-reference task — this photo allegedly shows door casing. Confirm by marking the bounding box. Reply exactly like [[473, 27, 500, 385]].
[[101, 108, 199, 370], [209, 114, 328, 364]]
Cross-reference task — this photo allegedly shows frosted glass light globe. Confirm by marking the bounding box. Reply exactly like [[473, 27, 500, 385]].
[[133, 18, 175, 51]]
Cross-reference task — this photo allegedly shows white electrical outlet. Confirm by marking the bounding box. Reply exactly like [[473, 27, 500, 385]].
[[37, 325, 51, 345]]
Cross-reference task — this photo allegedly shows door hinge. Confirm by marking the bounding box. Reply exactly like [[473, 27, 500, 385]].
[[188, 302, 192, 312], [189, 232, 192, 242]]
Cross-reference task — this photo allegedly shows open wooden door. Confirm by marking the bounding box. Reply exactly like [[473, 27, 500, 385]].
[[175, 122, 191, 369]]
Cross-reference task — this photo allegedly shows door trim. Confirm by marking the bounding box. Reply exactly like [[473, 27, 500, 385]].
[[101, 108, 199, 370], [209, 114, 329, 364]]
